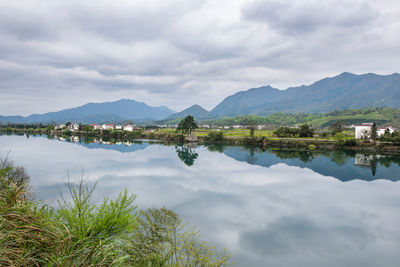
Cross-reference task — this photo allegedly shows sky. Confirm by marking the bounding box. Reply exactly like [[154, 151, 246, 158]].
[[0, 0, 400, 116]]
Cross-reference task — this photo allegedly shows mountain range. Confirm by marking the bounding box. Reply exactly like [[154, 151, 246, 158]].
[[1, 72, 400, 124], [0, 99, 175, 124], [209, 72, 400, 117]]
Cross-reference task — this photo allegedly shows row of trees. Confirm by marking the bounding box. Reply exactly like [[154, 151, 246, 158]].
[[274, 124, 315, 138], [379, 128, 400, 142]]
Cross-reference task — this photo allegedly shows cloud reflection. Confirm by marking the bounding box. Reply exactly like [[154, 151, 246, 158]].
[[1, 135, 400, 267]]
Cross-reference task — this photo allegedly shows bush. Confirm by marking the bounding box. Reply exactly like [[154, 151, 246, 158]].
[[205, 131, 224, 141], [299, 124, 314, 137], [334, 132, 345, 142], [343, 139, 357, 146], [275, 124, 314, 138], [275, 127, 299, 137]]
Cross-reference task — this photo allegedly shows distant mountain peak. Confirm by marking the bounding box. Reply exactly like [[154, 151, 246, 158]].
[[338, 71, 354, 76], [187, 104, 208, 110], [165, 104, 210, 121]]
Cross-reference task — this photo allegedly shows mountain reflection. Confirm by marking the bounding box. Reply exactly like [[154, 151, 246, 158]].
[[219, 146, 400, 182], [37, 134, 400, 182]]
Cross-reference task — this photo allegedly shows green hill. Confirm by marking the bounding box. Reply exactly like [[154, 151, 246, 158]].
[[210, 72, 400, 117], [201, 107, 400, 129]]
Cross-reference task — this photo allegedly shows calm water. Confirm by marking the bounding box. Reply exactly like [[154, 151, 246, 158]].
[[1, 134, 400, 267]]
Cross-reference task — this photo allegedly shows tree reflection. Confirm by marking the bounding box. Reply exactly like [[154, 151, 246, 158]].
[[370, 157, 378, 176], [175, 145, 199, 166], [204, 143, 224, 153], [330, 151, 347, 165], [274, 150, 314, 163]]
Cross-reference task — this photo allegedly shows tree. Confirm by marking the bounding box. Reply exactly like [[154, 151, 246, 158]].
[[83, 124, 93, 132], [176, 116, 198, 134], [249, 126, 255, 138], [275, 127, 299, 138], [334, 132, 345, 142], [330, 121, 343, 135], [371, 122, 377, 142], [299, 124, 314, 137]]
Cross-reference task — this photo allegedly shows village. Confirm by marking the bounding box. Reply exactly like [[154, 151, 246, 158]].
[[49, 121, 398, 141]]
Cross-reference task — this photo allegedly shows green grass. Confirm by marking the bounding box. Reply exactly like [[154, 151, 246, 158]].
[[156, 128, 274, 138]]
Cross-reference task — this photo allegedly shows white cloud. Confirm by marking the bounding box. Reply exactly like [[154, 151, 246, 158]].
[[0, 0, 399, 115]]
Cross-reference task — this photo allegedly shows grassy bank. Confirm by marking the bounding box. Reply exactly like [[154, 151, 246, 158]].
[[2, 126, 400, 154], [0, 157, 231, 266]]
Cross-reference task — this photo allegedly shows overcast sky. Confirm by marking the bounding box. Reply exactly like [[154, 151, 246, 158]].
[[1, 0, 399, 115]]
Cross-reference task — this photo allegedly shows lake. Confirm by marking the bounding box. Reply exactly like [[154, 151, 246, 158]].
[[1, 134, 400, 267]]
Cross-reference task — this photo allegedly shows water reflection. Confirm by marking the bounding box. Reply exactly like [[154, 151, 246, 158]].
[[18, 134, 400, 182], [1, 134, 400, 267], [175, 145, 199, 166], [229, 148, 400, 182]]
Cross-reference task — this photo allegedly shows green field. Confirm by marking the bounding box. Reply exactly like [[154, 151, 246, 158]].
[[156, 128, 355, 140]]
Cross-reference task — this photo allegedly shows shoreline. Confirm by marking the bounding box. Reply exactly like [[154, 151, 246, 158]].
[[2, 128, 400, 155]]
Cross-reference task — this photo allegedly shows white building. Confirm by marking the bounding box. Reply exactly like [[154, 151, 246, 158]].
[[115, 125, 123, 130], [101, 124, 114, 130], [69, 123, 80, 132], [123, 124, 134, 131], [54, 124, 66, 130], [355, 123, 397, 139], [377, 126, 396, 137], [92, 124, 101, 130], [355, 123, 373, 139]]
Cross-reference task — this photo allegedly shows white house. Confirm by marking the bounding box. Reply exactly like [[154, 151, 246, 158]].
[[377, 126, 396, 137], [68, 123, 80, 132], [115, 125, 123, 130], [355, 123, 373, 139], [92, 124, 101, 130], [101, 124, 114, 130], [233, 125, 244, 129], [123, 124, 134, 131], [355, 123, 397, 139], [55, 124, 66, 130]]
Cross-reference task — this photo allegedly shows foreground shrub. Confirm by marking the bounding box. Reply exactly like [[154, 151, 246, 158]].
[[0, 157, 231, 266]]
